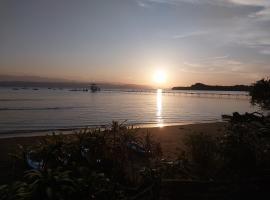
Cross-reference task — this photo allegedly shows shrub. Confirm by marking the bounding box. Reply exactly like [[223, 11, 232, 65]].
[[0, 122, 161, 200], [181, 132, 222, 180], [170, 112, 270, 181], [250, 78, 270, 109]]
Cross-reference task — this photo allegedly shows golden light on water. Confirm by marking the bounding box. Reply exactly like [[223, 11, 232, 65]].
[[156, 89, 164, 127]]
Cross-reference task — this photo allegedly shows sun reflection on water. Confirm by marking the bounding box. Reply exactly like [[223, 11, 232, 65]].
[[156, 89, 164, 127]]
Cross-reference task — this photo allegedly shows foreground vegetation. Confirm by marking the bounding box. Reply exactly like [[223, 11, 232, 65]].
[[1, 112, 270, 200], [0, 122, 162, 200]]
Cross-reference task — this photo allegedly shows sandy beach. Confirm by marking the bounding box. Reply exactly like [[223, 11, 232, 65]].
[[0, 122, 227, 184]]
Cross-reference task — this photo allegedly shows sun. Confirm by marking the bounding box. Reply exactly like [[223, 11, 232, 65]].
[[153, 70, 167, 84]]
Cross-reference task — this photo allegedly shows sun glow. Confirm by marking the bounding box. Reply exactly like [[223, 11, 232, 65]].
[[153, 70, 167, 84]]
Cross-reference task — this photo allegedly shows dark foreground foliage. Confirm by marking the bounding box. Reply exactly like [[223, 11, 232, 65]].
[[250, 78, 270, 109], [0, 122, 162, 200], [161, 112, 270, 199]]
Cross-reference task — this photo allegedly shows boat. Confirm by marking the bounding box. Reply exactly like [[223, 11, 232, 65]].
[[90, 83, 100, 92]]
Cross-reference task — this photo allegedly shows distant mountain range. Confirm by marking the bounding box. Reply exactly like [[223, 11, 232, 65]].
[[172, 83, 251, 91], [0, 75, 152, 89], [0, 75, 71, 82]]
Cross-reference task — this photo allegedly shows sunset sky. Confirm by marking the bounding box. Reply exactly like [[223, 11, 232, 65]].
[[1, 0, 270, 87]]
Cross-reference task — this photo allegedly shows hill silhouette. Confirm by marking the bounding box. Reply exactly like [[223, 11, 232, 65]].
[[0, 75, 151, 90], [172, 83, 251, 91]]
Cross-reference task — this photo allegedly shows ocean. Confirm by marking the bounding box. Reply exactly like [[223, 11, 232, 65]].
[[0, 87, 259, 134]]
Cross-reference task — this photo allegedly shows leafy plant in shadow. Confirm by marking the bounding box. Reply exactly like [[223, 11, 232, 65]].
[[0, 182, 30, 200], [23, 168, 76, 200], [165, 112, 270, 182], [159, 113, 270, 199], [0, 121, 162, 200], [219, 112, 270, 179], [181, 132, 222, 180]]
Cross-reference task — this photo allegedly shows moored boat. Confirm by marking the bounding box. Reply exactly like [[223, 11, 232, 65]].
[[90, 83, 100, 92]]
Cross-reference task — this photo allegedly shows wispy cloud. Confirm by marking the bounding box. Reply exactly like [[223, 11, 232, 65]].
[[137, 1, 151, 8], [228, 0, 270, 7], [138, 0, 269, 7], [229, 0, 270, 21], [251, 7, 270, 20], [172, 31, 209, 39], [137, 0, 270, 24], [199, 55, 230, 61], [181, 55, 247, 74], [261, 48, 270, 55]]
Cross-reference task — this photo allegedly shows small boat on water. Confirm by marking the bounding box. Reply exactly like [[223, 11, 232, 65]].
[[69, 88, 89, 92], [69, 84, 100, 92], [90, 83, 100, 92]]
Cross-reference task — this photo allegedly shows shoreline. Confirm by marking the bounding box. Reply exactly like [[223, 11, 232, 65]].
[[0, 122, 227, 158], [0, 120, 223, 139]]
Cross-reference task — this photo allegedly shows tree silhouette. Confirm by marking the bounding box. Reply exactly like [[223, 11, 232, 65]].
[[250, 78, 270, 109]]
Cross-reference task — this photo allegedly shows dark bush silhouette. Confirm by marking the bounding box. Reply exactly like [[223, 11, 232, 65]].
[[0, 122, 161, 200], [250, 78, 270, 109]]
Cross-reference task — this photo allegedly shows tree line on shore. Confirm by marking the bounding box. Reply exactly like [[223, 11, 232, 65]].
[[172, 82, 251, 91]]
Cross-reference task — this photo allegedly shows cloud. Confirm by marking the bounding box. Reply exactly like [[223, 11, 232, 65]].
[[136, 0, 270, 76], [251, 7, 270, 20], [137, 1, 151, 7], [135, 0, 231, 7], [228, 0, 270, 21], [139, 0, 269, 6], [260, 49, 270, 55], [137, 0, 270, 23], [224, 28, 270, 55], [200, 55, 230, 61], [228, 0, 270, 6], [138, 0, 269, 12], [181, 55, 249, 74], [173, 31, 209, 39]]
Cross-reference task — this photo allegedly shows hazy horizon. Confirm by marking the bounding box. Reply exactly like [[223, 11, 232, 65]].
[[0, 74, 256, 88], [1, 0, 270, 87]]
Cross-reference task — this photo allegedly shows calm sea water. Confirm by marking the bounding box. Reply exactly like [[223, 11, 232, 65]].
[[0, 87, 258, 134]]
